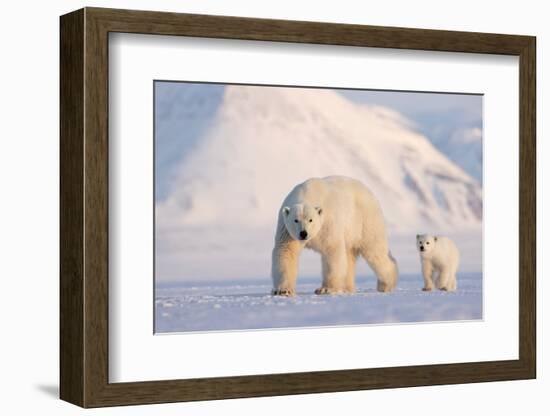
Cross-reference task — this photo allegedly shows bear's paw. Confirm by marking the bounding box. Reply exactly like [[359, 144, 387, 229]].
[[314, 287, 345, 295], [272, 288, 295, 297]]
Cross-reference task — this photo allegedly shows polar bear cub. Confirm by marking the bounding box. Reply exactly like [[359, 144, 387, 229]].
[[271, 176, 398, 296], [416, 234, 459, 292]]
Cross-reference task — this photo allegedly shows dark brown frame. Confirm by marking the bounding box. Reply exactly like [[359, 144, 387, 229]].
[[60, 7, 536, 408]]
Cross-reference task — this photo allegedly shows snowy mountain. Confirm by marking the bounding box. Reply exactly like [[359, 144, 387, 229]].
[[155, 84, 482, 234], [340, 90, 483, 182]]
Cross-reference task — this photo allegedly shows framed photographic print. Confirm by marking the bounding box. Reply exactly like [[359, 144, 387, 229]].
[[60, 7, 536, 408]]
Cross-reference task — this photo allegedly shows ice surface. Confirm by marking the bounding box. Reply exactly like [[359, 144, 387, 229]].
[[155, 273, 482, 333]]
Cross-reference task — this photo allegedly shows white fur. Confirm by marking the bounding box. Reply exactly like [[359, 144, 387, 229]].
[[416, 234, 460, 292], [271, 176, 398, 296]]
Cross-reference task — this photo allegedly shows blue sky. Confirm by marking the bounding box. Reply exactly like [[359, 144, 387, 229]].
[[340, 89, 481, 120]]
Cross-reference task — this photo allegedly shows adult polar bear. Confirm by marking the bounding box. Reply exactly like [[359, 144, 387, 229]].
[[271, 176, 398, 296]]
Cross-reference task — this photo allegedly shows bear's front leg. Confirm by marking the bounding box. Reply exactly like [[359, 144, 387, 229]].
[[421, 259, 434, 291], [316, 243, 347, 295], [271, 240, 302, 296]]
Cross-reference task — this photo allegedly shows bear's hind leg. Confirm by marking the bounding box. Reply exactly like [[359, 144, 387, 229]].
[[343, 250, 358, 294], [316, 243, 348, 295], [363, 250, 398, 293]]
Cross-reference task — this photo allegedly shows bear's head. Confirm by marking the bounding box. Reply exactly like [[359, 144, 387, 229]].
[[416, 234, 437, 255], [281, 204, 323, 242]]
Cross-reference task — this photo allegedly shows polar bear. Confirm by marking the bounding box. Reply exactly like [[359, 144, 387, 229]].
[[271, 176, 398, 296], [416, 234, 460, 292]]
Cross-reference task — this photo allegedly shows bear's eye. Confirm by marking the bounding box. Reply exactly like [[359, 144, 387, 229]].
[[309, 219, 312, 223], [294, 219, 298, 223], [426, 242, 430, 245]]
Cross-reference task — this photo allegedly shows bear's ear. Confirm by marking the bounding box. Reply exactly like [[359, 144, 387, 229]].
[[282, 206, 290, 216], [416, 234, 420, 240], [315, 206, 322, 215]]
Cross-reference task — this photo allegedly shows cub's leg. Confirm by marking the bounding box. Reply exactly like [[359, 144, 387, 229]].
[[447, 276, 457, 291], [421, 259, 435, 291], [438, 268, 453, 291], [446, 267, 458, 292]]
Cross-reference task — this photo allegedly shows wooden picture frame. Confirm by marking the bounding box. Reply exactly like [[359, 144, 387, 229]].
[[60, 7, 536, 408]]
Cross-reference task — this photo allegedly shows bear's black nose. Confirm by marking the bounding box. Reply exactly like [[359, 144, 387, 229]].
[[299, 230, 308, 240], [420, 246, 425, 252]]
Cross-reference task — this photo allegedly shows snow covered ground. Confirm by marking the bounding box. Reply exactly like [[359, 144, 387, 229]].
[[155, 272, 482, 333], [153, 84, 484, 334]]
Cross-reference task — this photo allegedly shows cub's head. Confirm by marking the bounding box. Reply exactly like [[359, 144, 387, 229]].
[[281, 204, 323, 242], [416, 234, 437, 255]]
